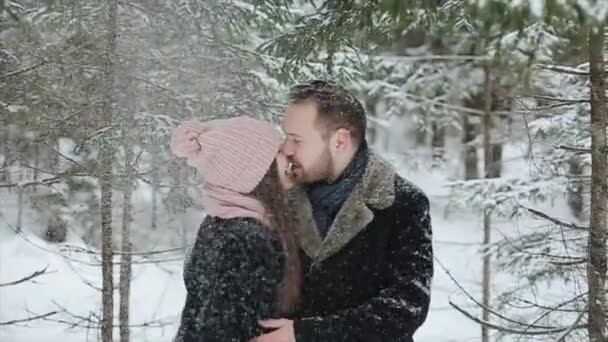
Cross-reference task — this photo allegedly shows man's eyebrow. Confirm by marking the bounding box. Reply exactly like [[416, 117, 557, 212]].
[[286, 132, 302, 138]]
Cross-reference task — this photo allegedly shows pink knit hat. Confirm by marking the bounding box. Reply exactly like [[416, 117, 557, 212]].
[[170, 116, 283, 194]]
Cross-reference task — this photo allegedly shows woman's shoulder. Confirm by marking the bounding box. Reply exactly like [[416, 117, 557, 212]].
[[196, 216, 281, 258]]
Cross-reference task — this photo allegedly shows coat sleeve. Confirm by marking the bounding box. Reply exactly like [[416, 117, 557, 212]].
[[175, 228, 283, 342], [294, 190, 433, 342]]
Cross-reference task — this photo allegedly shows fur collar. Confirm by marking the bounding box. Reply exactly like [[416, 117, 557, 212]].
[[287, 152, 396, 263]]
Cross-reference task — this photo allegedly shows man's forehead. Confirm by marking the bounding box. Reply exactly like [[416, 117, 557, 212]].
[[285, 102, 318, 119]]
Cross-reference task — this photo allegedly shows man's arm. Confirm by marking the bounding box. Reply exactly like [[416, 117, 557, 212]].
[[294, 191, 433, 341]]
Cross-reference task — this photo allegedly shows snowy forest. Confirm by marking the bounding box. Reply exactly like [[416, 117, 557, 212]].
[[1, 0, 608, 341]]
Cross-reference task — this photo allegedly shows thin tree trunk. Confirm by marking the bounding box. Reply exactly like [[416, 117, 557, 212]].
[[16, 184, 23, 232], [100, 0, 118, 340], [33, 138, 39, 191], [174, 169, 188, 248], [99, 74, 115, 342], [0, 42, 9, 184], [587, 24, 607, 342], [119, 147, 133, 342], [151, 146, 159, 230], [463, 114, 478, 180], [52, 139, 60, 173], [1, 122, 10, 184], [481, 64, 493, 342], [151, 175, 158, 230], [431, 121, 445, 160]]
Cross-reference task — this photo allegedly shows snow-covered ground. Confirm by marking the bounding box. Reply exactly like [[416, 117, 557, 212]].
[[0, 141, 576, 342]]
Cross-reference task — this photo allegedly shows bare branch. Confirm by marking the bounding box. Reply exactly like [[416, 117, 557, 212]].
[[434, 240, 482, 246], [549, 259, 587, 266], [496, 230, 586, 266], [378, 54, 490, 62], [505, 294, 585, 312], [528, 94, 589, 104], [0, 176, 62, 188], [0, 311, 58, 326], [513, 294, 587, 339], [523, 206, 589, 230], [0, 60, 47, 80], [0, 220, 179, 275], [0, 220, 103, 267], [61, 244, 188, 256], [39, 140, 81, 166], [0, 36, 107, 80], [32, 303, 173, 330], [555, 308, 587, 341], [536, 64, 589, 76], [0, 266, 50, 287], [435, 257, 560, 330], [555, 145, 592, 154], [450, 302, 586, 335]]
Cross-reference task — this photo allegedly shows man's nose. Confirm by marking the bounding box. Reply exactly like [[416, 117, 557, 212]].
[[281, 142, 294, 156]]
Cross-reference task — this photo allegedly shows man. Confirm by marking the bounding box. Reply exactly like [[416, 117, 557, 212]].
[[255, 80, 433, 342]]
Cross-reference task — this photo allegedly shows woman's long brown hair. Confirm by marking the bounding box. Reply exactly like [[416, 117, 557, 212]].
[[250, 160, 301, 315]]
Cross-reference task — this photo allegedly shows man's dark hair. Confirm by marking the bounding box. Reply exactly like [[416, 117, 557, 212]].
[[288, 80, 366, 146]]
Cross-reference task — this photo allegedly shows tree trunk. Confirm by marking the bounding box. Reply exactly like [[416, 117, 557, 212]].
[[481, 64, 493, 342], [567, 155, 584, 220], [119, 147, 133, 342], [100, 0, 118, 340], [16, 185, 23, 232], [586, 24, 607, 342], [99, 74, 115, 342], [365, 95, 379, 147], [415, 118, 427, 146], [431, 121, 445, 160], [490, 143, 502, 178], [463, 114, 479, 180], [46, 211, 67, 243]]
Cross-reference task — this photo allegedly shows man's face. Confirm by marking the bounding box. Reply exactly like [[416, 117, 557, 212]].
[[281, 101, 334, 185]]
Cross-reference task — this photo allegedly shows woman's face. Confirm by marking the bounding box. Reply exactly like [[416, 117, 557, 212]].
[[276, 151, 295, 191]]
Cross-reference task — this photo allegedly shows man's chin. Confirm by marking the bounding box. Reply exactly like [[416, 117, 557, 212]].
[[291, 171, 311, 185], [292, 175, 308, 186]]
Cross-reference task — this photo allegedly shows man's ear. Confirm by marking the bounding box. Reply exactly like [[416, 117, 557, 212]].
[[334, 128, 351, 151]]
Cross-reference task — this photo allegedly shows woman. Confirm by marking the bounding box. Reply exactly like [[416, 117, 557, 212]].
[[170, 116, 300, 342]]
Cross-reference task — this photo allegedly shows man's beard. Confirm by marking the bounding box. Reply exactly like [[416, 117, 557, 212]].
[[292, 148, 334, 185]]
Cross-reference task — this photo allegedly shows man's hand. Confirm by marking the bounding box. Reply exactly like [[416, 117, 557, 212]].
[[251, 319, 295, 342]]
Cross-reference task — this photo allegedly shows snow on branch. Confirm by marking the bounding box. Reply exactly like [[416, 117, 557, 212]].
[[447, 175, 565, 217]]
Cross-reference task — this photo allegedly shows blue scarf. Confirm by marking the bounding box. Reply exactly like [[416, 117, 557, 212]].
[[306, 144, 369, 239]]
